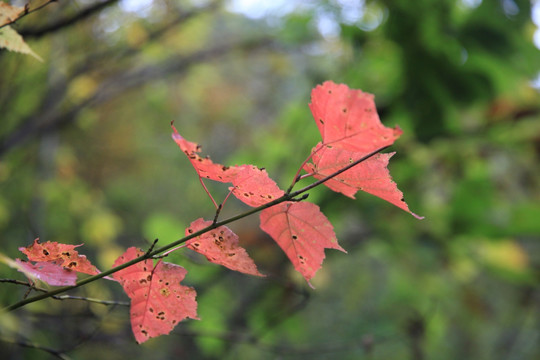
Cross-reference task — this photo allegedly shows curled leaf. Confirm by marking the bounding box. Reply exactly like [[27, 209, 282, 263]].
[[19, 238, 100, 275]]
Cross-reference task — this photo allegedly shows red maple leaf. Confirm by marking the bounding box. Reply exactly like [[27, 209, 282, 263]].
[[172, 124, 283, 207], [171, 124, 240, 183], [310, 81, 402, 152], [230, 165, 284, 207], [14, 259, 77, 286], [259, 201, 346, 285], [186, 218, 264, 276], [19, 238, 100, 275], [112, 247, 198, 344], [304, 143, 423, 219]]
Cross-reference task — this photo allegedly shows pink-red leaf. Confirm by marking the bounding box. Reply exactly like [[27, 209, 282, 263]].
[[171, 124, 240, 182], [304, 143, 423, 219], [19, 238, 99, 275], [310, 81, 402, 152], [230, 165, 285, 207], [186, 218, 264, 276], [14, 259, 77, 286], [112, 247, 198, 344], [259, 201, 346, 285]]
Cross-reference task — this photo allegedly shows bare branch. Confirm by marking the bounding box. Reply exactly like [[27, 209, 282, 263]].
[[0, 336, 72, 360], [0, 0, 58, 30], [0, 278, 129, 306], [0, 37, 273, 158], [18, 0, 119, 38]]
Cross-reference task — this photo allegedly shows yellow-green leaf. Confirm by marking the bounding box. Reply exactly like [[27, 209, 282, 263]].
[[0, 25, 43, 61]]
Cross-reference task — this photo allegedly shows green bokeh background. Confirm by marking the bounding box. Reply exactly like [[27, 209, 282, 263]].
[[1, 0, 539, 359]]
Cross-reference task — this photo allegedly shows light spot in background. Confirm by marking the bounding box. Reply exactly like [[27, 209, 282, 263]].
[[316, 12, 340, 38], [336, 0, 364, 24], [502, 0, 519, 16], [120, 0, 154, 15], [533, 0, 540, 49], [461, 0, 482, 8], [226, 0, 297, 19]]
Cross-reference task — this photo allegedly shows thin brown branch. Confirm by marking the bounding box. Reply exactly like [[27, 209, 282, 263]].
[[4, 143, 388, 312], [0, 278, 129, 306], [0, 37, 273, 158], [0, 0, 58, 30], [18, 0, 119, 38], [0, 336, 72, 360]]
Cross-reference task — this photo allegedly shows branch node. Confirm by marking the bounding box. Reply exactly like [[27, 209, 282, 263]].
[[145, 239, 159, 256]]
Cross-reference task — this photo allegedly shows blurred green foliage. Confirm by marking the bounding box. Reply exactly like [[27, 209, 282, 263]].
[[1, 0, 539, 359]]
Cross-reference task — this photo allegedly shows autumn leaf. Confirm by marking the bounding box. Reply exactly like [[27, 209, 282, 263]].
[[14, 259, 77, 286], [0, 2, 24, 27], [304, 143, 423, 219], [259, 201, 346, 285], [186, 218, 264, 276], [112, 247, 198, 344], [172, 124, 284, 207], [230, 165, 284, 207], [0, 2, 43, 61], [19, 238, 100, 275], [310, 81, 401, 152], [171, 124, 240, 182]]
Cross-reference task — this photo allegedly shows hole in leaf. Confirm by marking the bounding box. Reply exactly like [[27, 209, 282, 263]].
[[342, 108, 348, 113], [42, 249, 49, 256], [292, 235, 298, 240], [188, 229, 193, 234]]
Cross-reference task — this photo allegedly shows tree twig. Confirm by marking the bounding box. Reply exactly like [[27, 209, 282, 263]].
[[0, 278, 129, 306], [17, 0, 119, 38], [3, 144, 389, 312], [0, 0, 58, 30], [0, 336, 72, 360]]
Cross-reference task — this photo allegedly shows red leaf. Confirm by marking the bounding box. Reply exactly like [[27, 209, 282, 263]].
[[304, 143, 423, 219], [310, 81, 402, 152], [14, 259, 77, 286], [112, 247, 198, 344], [230, 165, 284, 207], [172, 125, 284, 207], [259, 201, 346, 285], [186, 218, 264, 276], [19, 238, 99, 275], [171, 124, 240, 182]]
